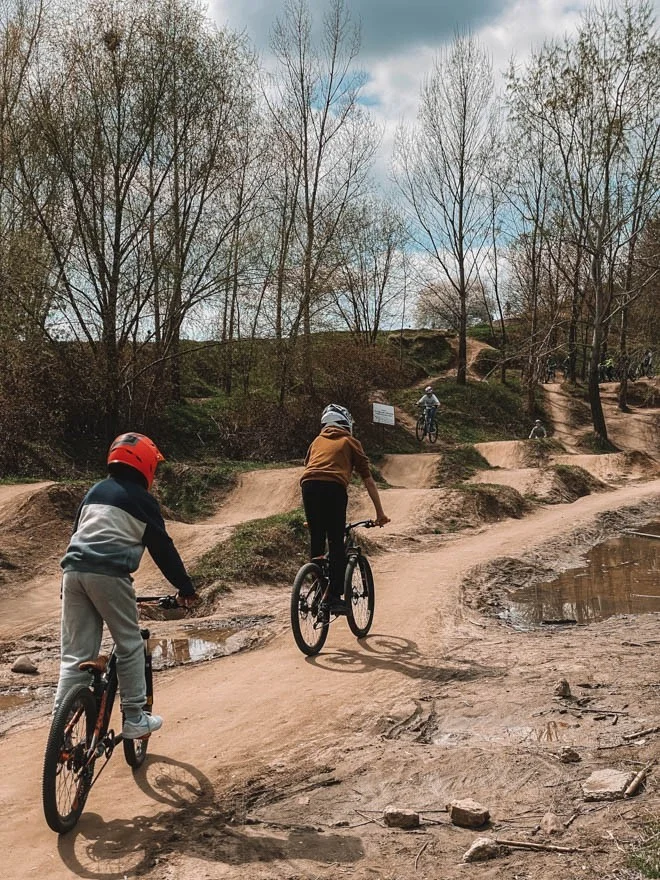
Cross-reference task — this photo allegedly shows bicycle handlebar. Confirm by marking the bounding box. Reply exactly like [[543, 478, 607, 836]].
[[345, 519, 376, 531], [136, 595, 180, 609]]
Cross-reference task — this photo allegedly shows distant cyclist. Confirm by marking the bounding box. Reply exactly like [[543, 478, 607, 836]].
[[641, 349, 653, 378], [300, 404, 389, 616], [528, 419, 547, 439], [417, 385, 440, 434]]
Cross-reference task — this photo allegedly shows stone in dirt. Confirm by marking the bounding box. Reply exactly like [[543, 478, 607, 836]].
[[11, 655, 38, 674], [559, 746, 581, 763], [447, 799, 490, 828], [540, 812, 564, 835], [383, 806, 420, 829], [554, 678, 572, 697], [582, 769, 636, 801], [462, 836, 504, 862]]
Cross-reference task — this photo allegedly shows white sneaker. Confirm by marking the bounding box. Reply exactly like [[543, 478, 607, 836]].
[[122, 712, 163, 739]]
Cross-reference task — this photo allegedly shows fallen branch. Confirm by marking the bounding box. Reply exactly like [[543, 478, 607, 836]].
[[560, 703, 629, 716], [495, 838, 582, 853], [415, 840, 430, 870], [624, 761, 656, 798], [355, 810, 386, 828], [623, 725, 660, 741]]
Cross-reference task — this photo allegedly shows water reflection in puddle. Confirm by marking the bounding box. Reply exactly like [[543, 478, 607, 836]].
[[0, 692, 31, 710], [149, 627, 239, 666], [147, 617, 272, 668], [508, 523, 659, 628]]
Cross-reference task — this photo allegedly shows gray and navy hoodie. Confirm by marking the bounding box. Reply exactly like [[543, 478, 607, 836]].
[[60, 471, 195, 596]]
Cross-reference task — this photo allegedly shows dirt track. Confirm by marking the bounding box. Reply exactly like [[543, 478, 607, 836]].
[[0, 384, 659, 880]]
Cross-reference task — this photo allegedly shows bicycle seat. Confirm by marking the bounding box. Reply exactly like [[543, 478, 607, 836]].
[[79, 655, 109, 674]]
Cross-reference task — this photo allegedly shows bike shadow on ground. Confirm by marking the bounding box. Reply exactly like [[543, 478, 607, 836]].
[[56, 754, 364, 879], [306, 632, 505, 684]]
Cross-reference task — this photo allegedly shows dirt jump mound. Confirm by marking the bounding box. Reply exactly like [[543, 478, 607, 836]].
[[0, 483, 83, 579], [425, 484, 528, 534]]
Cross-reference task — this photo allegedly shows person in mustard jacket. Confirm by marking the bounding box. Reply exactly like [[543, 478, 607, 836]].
[[300, 404, 389, 616]]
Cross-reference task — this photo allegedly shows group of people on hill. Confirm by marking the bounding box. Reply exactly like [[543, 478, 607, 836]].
[[598, 349, 653, 383], [543, 349, 654, 385], [54, 407, 391, 736]]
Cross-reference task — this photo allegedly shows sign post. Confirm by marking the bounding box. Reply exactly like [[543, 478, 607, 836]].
[[372, 403, 395, 447]]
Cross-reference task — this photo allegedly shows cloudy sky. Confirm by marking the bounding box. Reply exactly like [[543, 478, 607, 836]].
[[207, 0, 659, 176]]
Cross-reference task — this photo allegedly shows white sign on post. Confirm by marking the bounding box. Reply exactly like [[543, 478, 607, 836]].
[[372, 403, 395, 426]]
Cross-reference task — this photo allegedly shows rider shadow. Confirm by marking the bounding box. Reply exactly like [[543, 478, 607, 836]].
[[56, 754, 364, 879], [307, 633, 505, 684]]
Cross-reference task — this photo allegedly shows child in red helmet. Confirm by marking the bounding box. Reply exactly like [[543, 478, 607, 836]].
[[54, 433, 196, 739]]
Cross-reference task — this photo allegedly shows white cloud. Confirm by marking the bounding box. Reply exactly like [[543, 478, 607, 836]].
[[205, 0, 660, 180]]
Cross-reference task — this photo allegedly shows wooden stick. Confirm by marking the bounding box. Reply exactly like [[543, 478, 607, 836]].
[[622, 725, 660, 741], [624, 761, 656, 798], [495, 838, 582, 853], [624, 531, 660, 540], [415, 840, 430, 870], [355, 810, 386, 828], [561, 704, 629, 716]]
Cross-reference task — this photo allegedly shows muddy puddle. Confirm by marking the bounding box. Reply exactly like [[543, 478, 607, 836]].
[[0, 691, 32, 710], [148, 615, 273, 668], [507, 523, 660, 628]]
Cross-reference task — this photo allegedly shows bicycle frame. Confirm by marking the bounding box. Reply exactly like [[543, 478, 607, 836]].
[[43, 594, 179, 833], [64, 594, 169, 778], [71, 625, 152, 782], [314, 520, 374, 574]]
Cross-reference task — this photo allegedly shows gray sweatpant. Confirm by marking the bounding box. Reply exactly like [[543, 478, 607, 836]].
[[54, 571, 146, 718]]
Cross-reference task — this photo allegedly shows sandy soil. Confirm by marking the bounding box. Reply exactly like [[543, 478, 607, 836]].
[[379, 454, 440, 489], [0, 384, 659, 880]]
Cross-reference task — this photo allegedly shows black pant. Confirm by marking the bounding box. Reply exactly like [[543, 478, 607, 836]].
[[301, 480, 347, 601]]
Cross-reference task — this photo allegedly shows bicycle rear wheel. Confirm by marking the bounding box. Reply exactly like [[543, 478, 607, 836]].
[[290, 563, 329, 656], [42, 684, 97, 833], [123, 645, 152, 768], [428, 420, 438, 444], [415, 416, 425, 441], [345, 554, 375, 638]]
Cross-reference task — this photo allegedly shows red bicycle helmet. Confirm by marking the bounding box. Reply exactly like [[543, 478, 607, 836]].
[[107, 433, 164, 489]]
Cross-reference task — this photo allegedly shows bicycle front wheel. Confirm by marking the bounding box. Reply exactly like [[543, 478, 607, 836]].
[[345, 554, 375, 639], [42, 684, 97, 834], [415, 416, 425, 441], [428, 420, 438, 444], [290, 563, 329, 656]]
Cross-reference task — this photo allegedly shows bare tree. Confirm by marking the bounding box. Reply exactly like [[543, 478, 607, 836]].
[[330, 197, 407, 345], [267, 0, 377, 389], [507, 0, 660, 442], [395, 32, 498, 385], [0, 0, 46, 339]]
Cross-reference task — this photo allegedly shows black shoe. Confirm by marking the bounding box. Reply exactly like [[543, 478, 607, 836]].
[[329, 600, 347, 616]]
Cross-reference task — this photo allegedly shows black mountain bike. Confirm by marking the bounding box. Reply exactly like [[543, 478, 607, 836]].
[[290, 520, 376, 656], [416, 405, 438, 444], [42, 595, 179, 834]]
